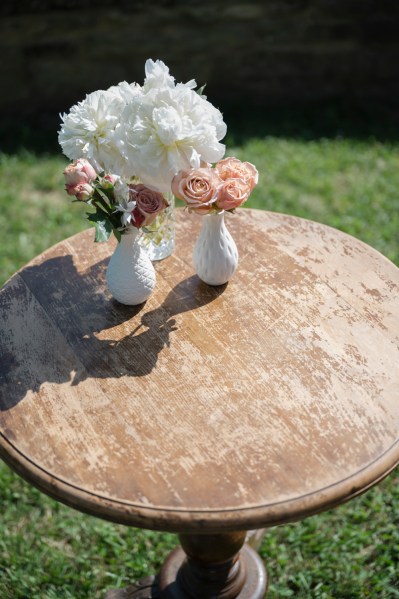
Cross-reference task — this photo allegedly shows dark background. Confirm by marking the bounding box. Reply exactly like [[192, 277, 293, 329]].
[[1, 0, 399, 148]]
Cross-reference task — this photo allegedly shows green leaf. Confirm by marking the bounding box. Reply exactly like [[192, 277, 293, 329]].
[[87, 211, 113, 242], [113, 228, 122, 243], [197, 84, 207, 96], [92, 186, 114, 211]]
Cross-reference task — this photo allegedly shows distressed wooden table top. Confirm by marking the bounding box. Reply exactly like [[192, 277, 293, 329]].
[[1, 209, 398, 533]]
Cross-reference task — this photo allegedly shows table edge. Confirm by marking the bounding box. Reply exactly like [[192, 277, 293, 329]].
[[1, 432, 398, 532]]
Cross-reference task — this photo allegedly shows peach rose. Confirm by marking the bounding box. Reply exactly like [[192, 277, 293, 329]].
[[215, 157, 258, 191], [171, 167, 221, 214], [215, 178, 251, 211], [129, 184, 168, 228]]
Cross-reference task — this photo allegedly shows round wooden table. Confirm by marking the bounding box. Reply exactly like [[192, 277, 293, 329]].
[[1, 209, 398, 598]]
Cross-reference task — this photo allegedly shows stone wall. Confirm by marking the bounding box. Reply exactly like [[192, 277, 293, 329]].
[[1, 0, 399, 117]]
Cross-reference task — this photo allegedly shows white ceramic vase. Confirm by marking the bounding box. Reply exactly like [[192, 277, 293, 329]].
[[192, 212, 238, 286], [106, 228, 156, 305]]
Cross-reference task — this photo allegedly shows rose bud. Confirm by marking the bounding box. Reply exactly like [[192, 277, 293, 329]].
[[101, 174, 118, 188], [73, 182, 95, 201]]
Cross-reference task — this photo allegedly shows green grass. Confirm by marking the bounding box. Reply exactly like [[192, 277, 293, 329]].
[[0, 112, 399, 597], [0, 465, 398, 598]]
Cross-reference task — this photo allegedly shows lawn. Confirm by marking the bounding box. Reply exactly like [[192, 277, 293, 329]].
[[0, 107, 398, 598]]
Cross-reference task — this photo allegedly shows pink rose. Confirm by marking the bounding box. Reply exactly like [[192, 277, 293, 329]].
[[65, 183, 93, 199], [216, 178, 251, 211], [101, 174, 118, 187], [64, 158, 96, 188], [215, 157, 258, 191], [64, 158, 97, 199], [171, 167, 222, 214], [129, 184, 168, 228]]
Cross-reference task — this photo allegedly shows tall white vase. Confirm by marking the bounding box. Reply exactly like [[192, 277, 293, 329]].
[[106, 228, 156, 305], [192, 212, 239, 286]]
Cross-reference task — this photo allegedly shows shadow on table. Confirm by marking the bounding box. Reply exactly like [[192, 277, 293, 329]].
[[0, 254, 227, 410]]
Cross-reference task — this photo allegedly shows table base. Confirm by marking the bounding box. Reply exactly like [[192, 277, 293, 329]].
[[105, 532, 267, 599], [159, 545, 267, 599]]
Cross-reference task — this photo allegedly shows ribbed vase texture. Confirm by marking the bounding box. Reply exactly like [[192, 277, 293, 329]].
[[106, 229, 156, 305], [192, 212, 238, 286]]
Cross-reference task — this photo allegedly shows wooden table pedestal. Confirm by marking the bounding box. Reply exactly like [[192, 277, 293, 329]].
[[105, 532, 267, 599]]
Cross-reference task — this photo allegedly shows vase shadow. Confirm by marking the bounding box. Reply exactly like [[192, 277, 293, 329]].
[[72, 265, 227, 383], [0, 254, 227, 410]]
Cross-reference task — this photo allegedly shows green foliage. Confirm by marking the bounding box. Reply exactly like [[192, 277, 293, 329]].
[[87, 210, 114, 243], [0, 117, 398, 597], [196, 84, 207, 96]]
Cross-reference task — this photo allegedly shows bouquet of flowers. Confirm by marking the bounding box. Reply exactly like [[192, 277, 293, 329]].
[[59, 59, 228, 243], [63, 159, 168, 242], [171, 157, 258, 215]]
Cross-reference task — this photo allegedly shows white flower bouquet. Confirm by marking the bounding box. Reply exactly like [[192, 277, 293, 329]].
[[59, 59, 227, 245]]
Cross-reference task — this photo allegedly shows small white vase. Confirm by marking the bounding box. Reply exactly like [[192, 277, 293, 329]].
[[106, 228, 156, 305], [192, 212, 238, 286]]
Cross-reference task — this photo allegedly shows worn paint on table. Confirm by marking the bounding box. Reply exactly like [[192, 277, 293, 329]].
[[0, 209, 398, 532]]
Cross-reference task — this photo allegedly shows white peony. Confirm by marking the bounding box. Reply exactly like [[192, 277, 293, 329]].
[[116, 78, 227, 191], [58, 89, 126, 172], [58, 59, 227, 191], [143, 59, 197, 93], [107, 81, 143, 103], [143, 59, 175, 91]]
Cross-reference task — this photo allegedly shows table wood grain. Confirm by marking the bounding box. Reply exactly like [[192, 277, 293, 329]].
[[1, 208, 398, 533]]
